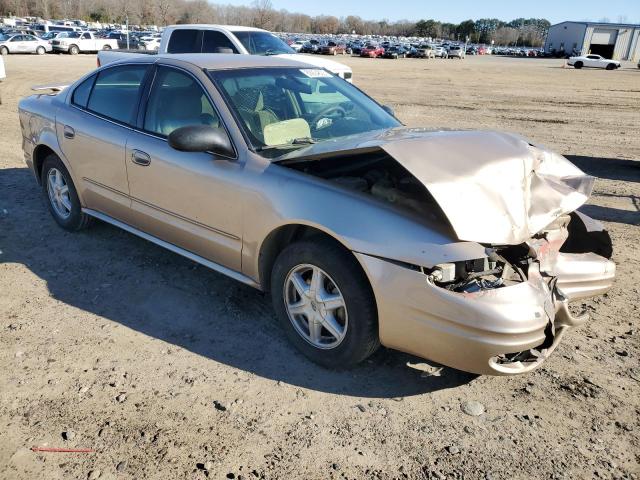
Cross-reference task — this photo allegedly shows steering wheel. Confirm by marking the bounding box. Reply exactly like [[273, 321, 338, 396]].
[[311, 105, 347, 129]]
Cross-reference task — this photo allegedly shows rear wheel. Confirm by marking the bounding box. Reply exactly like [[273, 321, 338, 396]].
[[41, 154, 92, 231], [574, 61, 583, 69], [271, 239, 379, 368], [0, 46, 8, 55], [69, 44, 79, 55], [36, 46, 45, 55]]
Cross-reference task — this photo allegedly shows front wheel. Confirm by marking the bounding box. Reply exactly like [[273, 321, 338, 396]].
[[574, 61, 583, 69], [41, 154, 92, 231], [605, 63, 615, 70], [69, 44, 79, 55], [271, 239, 379, 368], [36, 46, 45, 55]]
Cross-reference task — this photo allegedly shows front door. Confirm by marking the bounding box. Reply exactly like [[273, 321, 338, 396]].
[[125, 65, 244, 270], [56, 63, 150, 220]]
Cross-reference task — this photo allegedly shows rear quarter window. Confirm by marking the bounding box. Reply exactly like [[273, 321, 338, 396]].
[[71, 74, 96, 108]]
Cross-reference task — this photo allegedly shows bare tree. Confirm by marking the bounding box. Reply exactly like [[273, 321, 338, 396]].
[[252, 0, 273, 30]]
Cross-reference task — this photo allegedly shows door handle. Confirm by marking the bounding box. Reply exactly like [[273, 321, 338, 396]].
[[63, 125, 75, 139], [131, 149, 151, 166]]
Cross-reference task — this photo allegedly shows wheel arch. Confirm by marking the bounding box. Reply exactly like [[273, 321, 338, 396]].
[[32, 144, 58, 184], [257, 222, 361, 293]]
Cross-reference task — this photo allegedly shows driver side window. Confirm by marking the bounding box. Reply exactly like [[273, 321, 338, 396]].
[[144, 66, 220, 137]]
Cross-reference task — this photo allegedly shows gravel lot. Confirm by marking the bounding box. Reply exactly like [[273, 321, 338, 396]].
[[1, 54, 639, 480]]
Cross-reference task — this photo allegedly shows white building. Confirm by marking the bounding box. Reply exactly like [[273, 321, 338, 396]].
[[545, 21, 640, 61]]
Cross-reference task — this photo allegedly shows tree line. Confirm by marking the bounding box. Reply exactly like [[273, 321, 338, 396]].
[[1, 0, 550, 46]]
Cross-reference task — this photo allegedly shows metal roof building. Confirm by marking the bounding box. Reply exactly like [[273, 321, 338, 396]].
[[544, 21, 640, 61]]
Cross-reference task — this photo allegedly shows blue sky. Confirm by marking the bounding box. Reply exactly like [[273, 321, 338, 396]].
[[220, 0, 640, 24]]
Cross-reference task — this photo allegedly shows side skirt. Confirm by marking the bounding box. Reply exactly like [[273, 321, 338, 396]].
[[82, 208, 260, 290]]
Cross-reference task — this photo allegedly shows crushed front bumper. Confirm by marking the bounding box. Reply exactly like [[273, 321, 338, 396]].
[[355, 251, 615, 375]]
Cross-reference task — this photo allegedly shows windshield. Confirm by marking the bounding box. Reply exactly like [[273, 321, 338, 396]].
[[231, 31, 294, 55], [210, 67, 400, 158]]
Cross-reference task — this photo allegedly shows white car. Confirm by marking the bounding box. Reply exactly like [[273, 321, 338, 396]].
[[139, 36, 161, 51], [97, 25, 353, 82], [0, 33, 52, 55], [568, 54, 621, 70], [433, 46, 448, 58], [447, 45, 465, 59], [52, 31, 119, 54], [289, 40, 305, 52]]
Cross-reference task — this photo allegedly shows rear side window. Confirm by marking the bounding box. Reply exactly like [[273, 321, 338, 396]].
[[202, 31, 238, 53], [167, 29, 201, 53], [72, 74, 95, 108], [87, 65, 148, 124]]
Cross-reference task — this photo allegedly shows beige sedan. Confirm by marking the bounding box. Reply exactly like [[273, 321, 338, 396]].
[[18, 54, 615, 375]]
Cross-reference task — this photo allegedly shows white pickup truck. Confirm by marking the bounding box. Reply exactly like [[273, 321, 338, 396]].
[[52, 31, 119, 54], [97, 25, 353, 81]]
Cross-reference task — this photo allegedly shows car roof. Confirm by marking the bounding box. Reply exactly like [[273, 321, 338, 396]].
[[168, 24, 266, 33], [115, 53, 318, 70]]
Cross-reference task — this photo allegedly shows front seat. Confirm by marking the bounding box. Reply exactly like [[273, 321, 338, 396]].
[[233, 87, 279, 142]]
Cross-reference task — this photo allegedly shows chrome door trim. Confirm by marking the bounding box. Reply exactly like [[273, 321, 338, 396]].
[[82, 208, 259, 289]]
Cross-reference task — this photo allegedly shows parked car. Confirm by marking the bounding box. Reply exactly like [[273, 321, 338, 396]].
[[289, 40, 305, 52], [300, 39, 321, 54], [104, 31, 140, 50], [138, 36, 161, 51], [382, 45, 409, 59], [19, 54, 615, 376], [52, 31, 119, 54], [433, 46, 448, 58], [0, 33, 51, 55], [320, 41, 346, 55], [567, 54, 621, 70], [415, 44, 435, 58], [360, 44, 384, 58], [447, 45, 465, 59], [97, 25, 353, 82]]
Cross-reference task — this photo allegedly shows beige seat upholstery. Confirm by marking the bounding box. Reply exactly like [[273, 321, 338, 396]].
[[233, 88, 279, 142]]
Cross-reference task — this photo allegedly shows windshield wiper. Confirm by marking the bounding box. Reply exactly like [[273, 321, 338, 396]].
[[257, 137, 316, 151]]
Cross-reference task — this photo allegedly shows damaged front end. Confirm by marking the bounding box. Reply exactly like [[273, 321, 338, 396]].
[[421, 213, 614, 374], [277, 128, 615, 374]]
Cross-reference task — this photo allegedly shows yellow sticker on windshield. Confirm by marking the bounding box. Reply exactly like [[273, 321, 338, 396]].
[[300, 69, 332, 78]]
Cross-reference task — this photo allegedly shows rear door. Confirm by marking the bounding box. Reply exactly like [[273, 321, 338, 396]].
[[56, 63, 150, 221], [23, 35, 39, 52], [124, 64, 244, 270]]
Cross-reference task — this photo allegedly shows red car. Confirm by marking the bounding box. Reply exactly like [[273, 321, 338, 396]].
[[321, 41, 347, 55], [360, 44, 384, 58]]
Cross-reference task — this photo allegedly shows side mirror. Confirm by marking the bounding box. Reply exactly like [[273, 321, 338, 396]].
[[168, 125, 235, 158], [381, 104, 395, 117]]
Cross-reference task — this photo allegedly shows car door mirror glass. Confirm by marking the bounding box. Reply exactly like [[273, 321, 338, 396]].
[[168, 125, 235, 158]]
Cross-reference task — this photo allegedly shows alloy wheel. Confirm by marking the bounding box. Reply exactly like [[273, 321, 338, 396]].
[[47, 167, 72, 219], [283, 264, 348, 349]]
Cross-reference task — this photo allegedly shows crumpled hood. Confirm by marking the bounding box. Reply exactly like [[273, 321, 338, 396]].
[[277, 128, 594, 245]]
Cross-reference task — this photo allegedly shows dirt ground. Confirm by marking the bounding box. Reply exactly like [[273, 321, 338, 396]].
[[1, 53, 639, 480]]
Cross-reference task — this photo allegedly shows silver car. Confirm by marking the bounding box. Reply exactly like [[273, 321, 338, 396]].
[[18, 54, 615, 375], [0, 33, 52, 55]]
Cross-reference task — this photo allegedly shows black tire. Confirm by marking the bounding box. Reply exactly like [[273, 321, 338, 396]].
[[69, 44, 79, 55], [271, 238, 379, 368], [36, 46, 45, 55], [0, 46, 8, 56], [41, 154, 92, 231], [574, 61, 583, 69], [606, 63, 615, 70]]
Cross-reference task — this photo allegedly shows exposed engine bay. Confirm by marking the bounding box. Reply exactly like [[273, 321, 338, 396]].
[[281, 149, 613, 301]]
